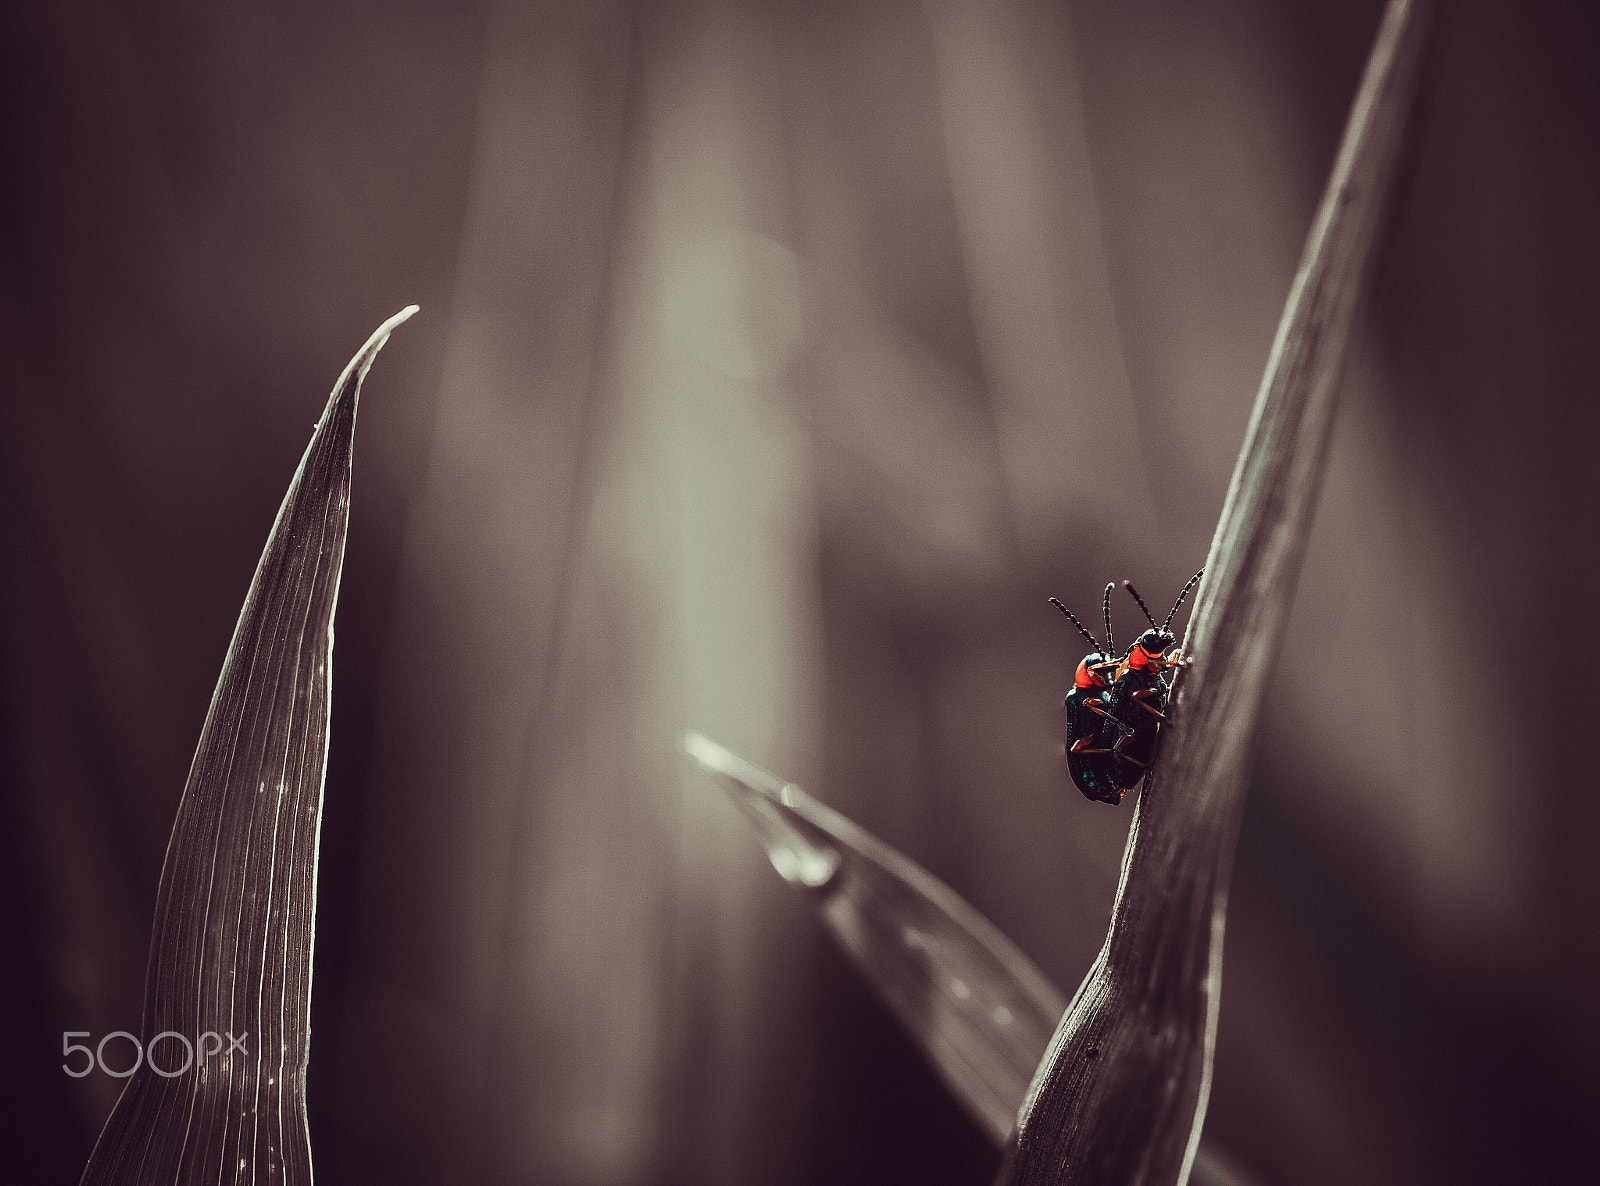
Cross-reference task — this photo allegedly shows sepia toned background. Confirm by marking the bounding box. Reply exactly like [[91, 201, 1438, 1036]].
[[3, 1, 1598, 1182]]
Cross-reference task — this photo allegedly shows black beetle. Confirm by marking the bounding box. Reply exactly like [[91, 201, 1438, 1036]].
[[1049, 584, 1125, 805], [1096, 571, 1204, 795]]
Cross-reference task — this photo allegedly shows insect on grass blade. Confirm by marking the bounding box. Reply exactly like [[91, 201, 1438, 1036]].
[[1002, 3, 1445, 1184], [80, 307, 417, 1186]]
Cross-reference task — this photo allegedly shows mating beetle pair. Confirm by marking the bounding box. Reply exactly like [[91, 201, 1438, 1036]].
[[1050, 569, 1203, 805]]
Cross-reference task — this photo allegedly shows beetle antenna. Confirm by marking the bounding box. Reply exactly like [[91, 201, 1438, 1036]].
[[1049, 598, 1106, 655], [1102, 582, 1116, 658], [1162, 568, 1205, 630], [1122, 580, 1160, 631]]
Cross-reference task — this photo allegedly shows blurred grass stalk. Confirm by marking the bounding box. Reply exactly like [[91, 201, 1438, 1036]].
[[1003, 2, 1441, 1184], [682, 734, 1254, 1186], [80, 309, 415, 1185]]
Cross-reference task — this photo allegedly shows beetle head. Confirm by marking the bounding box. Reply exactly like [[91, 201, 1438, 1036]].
[[1134, 628, 1176, 659], [1074, 655, 1111, 689]]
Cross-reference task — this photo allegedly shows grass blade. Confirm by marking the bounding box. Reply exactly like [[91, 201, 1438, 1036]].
[[682, 733, 1254, 1184], [686, 732, 1063, 1146], [80, 307, 416, 1186], [1002, 3, 1442, 1184]]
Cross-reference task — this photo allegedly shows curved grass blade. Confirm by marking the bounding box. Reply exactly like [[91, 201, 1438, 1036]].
[[685, 732, 1063, 1145], [1002, 3, 1444, 1184], [81, 307, 417, 1186], [682, 733, 1254, 1185]]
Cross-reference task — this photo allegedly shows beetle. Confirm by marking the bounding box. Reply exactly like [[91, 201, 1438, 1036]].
[[1049, 583, 1126, 805], [1096, 569, 1205, 794]]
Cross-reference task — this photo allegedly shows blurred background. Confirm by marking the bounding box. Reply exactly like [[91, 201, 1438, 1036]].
[[3, 0, 1599, 1182]]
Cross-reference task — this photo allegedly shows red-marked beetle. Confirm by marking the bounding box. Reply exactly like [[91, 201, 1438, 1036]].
[[1095, 569, 1204, 795], [1049, 584, 1125, 805]]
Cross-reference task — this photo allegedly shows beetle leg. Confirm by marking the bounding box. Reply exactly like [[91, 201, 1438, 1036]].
[[1071, 736, 1112, 755], [1131, 687, 1168, 721], [1085, 700, 1117, 719]]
